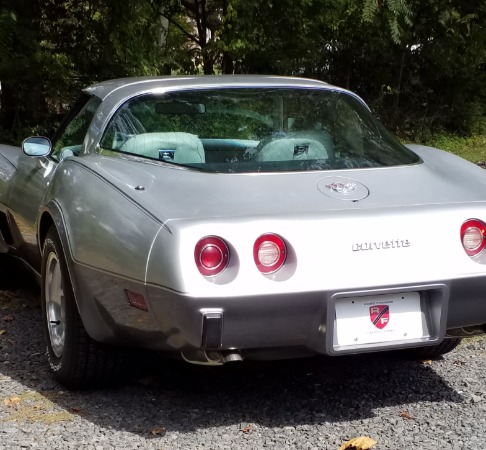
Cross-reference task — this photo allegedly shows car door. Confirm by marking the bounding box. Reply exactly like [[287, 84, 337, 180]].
[[6, 94, 101, 270]]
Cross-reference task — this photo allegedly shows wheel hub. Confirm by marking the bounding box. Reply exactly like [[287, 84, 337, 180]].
[[45, 252, 66, 358]]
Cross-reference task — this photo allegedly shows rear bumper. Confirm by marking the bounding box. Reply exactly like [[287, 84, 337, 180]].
[[146, 283, 452, 356], [145, 277, 486, 356], [74, 264, 486, 357]]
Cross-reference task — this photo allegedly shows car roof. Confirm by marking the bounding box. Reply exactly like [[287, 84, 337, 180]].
[[83, 75, 369, 111], [86, 74, 342, 96]]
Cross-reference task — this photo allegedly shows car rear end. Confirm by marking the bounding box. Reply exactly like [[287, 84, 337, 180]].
[[95, 78, 486, 362], [143, 183, 486, 362]]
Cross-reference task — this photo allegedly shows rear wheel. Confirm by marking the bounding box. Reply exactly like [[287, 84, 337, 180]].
[[406, 338, 462, 359], [41, 227, 122, 389]]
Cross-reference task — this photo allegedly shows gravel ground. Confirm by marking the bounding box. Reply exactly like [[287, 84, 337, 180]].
[[1, 275, 486, 450]]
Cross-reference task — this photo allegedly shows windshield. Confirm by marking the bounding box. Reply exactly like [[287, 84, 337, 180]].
[[99, 88, 420, 173]]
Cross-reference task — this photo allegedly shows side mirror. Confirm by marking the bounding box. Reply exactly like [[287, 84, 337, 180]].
[[22, 136, 52, 157]]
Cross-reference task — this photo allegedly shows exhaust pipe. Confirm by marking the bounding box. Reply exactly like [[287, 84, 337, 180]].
[[446, 325, 486, 338], [181, 349, 243, 366]]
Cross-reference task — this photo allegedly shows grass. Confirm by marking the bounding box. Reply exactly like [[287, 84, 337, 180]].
[[2, 390, 75, 424], [423, 134, 486, 163]]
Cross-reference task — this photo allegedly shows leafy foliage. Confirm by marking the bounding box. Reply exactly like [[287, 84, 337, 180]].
[[363, 0, 412, 44], [0, 0, 485, 144]]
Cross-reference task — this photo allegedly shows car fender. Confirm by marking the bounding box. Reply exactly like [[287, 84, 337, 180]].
[[39, 158, 164, 342]]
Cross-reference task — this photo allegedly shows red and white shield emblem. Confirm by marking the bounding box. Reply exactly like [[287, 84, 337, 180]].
[[369, 305, 390, 329]]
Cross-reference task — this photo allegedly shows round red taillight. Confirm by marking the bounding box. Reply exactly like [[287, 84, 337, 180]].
[[253, 233, 287, 274], [195, 236, 230, 276], [461, 219, 486, 257]]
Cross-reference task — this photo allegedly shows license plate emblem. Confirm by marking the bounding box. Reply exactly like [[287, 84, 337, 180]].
[[369, 305, 390, 329]]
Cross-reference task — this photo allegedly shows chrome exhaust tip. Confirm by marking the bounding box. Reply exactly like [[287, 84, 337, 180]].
[[181, 349, 243, 365], [446, 325, 486, 338]]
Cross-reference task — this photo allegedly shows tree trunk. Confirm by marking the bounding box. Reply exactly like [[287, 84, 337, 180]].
[[202, 49, 214, 74], [395, 50, 406, 110], [222, 52, 234, 74]]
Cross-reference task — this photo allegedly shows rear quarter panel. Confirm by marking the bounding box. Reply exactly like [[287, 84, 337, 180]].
[[43, 156, 165, 342], [46, 158, 161, 280]]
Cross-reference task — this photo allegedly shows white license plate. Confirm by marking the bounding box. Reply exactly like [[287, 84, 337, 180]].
[[334, 292, 425, 347]]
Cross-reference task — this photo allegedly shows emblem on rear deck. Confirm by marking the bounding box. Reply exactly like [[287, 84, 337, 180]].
[[326, 181, 357, 194], [369, 305, 390, 329], [317, 177, 369, 201]]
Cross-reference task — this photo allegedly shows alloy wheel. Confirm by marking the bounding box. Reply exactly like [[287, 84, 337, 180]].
[[45, 251, 66, 358]]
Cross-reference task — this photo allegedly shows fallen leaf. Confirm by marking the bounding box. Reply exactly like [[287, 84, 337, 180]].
[[453, 360, 466, 366], [149, 427, 166, 436], [400, 410, 416, 420], [2, 315, 13, 322], [339, 436, 377, 450], [470, 393, 482, 403], [4, 396, 21, 406], [240, 424, 253, 433], [420, 359, 433, 365], [71, 406, 81, 414], [0, 330, 6, 335]]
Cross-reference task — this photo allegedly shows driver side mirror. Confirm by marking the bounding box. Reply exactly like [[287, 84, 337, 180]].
[[22, 136, 52, 157]]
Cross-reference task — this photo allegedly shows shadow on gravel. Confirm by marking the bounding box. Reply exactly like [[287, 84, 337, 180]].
[[0, 266, 463, 437]]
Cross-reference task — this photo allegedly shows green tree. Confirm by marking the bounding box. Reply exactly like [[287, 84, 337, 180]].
[[224, 0, 485, 136], [0, 0, 175, 142], [1, 0, 485, 143], [160, 0, 232, 74], [0, 0, 43, 137]]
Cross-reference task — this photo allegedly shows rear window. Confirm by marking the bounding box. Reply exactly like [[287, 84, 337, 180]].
[[99, 88, 420, 173]]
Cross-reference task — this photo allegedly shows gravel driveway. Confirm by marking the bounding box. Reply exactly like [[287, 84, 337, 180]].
[[1, 273, 486, 450]]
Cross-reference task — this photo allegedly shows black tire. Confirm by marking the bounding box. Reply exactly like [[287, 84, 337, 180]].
[[41, 227, 122, 389], [406, 338, 462, 359]]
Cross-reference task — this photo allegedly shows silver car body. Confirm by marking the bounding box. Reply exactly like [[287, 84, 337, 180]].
[[1, 75, 486, 365]]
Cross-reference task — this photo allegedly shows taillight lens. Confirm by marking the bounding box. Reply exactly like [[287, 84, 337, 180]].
[[461, 219, 486, 256], [254, 233, 287, 274], [195, 236, 230, 276]]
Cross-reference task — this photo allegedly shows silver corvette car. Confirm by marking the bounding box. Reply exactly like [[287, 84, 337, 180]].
[[1, 75, 485, 388]]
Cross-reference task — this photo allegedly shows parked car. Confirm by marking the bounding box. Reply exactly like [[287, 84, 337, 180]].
[[1, 75, 485, 388]]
